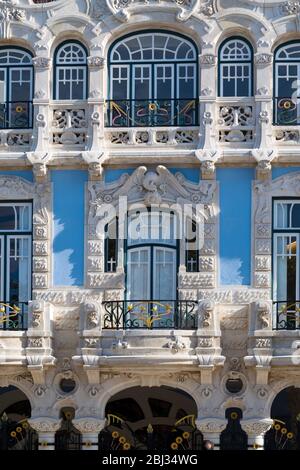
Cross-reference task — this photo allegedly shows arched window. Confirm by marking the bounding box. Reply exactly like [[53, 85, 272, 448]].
[[107, 31, 198, 127], [0, 47, 33, 129], [274, 41, 300, 125], [219, 38, 253, 97], [54, 41, 87, 100]]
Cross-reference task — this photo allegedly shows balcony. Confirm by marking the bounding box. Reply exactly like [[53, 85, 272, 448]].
[[0, 302, 28, 331], [216, 98, 255, 146], [51, 102, 88, 148], [102, 300, 198, 330], [273, 301, 300, 330], [105, 99, 199, 147]]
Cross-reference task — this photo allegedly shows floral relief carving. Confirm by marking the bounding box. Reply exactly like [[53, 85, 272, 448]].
[[255, 338, 272, 348], [282, 1, 300, 14], [85, 302, 100, 329], [199, 300, 214, 328], [29, 419, 61, 433]]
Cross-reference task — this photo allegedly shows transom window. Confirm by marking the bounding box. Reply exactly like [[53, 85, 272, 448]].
[[0, 202, 32, 305], [273, 200, 300, 329], [107, 31, 198, 127], [0, 48, 33, 129], [219, 38, 253, 97], [54, 41, 87, 100], [274, 41, 300, 125]]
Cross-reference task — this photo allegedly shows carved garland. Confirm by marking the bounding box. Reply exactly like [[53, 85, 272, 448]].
[[0, 176, 51, 292]]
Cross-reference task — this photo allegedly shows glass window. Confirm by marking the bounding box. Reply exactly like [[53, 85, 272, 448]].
[[273, 200, 300, 329], [274, 42, 300, 125], [0, 203, 32, 305], [219, 38, 253, 97], [0, 48, 33, 129], [54, 42, 87, 100], [108, 32, 198, 127]]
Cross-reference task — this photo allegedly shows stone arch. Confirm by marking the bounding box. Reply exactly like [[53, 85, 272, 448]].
[[98, 382, 203, 451], [0, 383, 38, 450], [264, 385, 300, 450], [265, 378, 300, 418], [96, 374, 202, 421], [101, 15, 205, 59], [206, 10, 275, 53]]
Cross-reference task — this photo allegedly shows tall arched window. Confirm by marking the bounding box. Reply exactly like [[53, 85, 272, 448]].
[[54, 41, 87, 100], [107, 31, 198, 127], [0, 47, 33, 129], [274, 41, 300, 125], [219, 37, 253, 97]]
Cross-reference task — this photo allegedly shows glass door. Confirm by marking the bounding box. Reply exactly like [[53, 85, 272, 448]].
[[127, 247, 151, 301], [9, 68, 32, 128], [132, 65, 152, 126], [0, 69, 6, 129], [154, 64, 174, 125]]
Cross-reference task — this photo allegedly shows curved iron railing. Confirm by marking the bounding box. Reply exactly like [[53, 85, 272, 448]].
[[102, 300, 198, 330], [274, 97, 300, 125], [273, 301, 300, 330], [0, 101, 33, 129], [0, 302, 28, 330], [105, 98, 199, 127]]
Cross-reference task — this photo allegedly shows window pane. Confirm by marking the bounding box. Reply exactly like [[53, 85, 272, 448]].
[[0, 206, 15, 230], [8, 237, 30, 302], [276, 235, 298, 302]]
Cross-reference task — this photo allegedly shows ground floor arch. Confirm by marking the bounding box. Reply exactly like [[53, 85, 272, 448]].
[[0, 385, 38, 450], [99, 386, 203, 451], [264, 386, 300, 450]]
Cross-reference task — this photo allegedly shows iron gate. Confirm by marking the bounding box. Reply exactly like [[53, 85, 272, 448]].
[[0, 415, 38, 450], [220, 408, 248, 450]]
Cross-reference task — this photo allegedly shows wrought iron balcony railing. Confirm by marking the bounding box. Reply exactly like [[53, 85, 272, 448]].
[[0, 102, 33, 129], [273, 301, 300, 330], [0, 302, 28, 331], [102, 300, 198, 330], [274, 97, 300, 126], [105, 99, 199, 127]]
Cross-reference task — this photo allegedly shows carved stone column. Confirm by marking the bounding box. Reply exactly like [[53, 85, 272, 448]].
[[198, 53, 217, 150], [28, 418, 60, 450], [196, 418, 227, 450], [32, 57, 51, 154], [73, 418, 106, 450], [241, 418, 273, 450], [87, 56, 105, 151]]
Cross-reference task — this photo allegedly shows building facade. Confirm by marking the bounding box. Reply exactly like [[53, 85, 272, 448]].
[[1, 0, 300, 451]]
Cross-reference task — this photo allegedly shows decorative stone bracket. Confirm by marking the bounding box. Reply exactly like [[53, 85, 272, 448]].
[[252, 149, 276, 181], [81, 151, 109, 181], [26, 152, 52, 182], [195, 149, 221, 179]]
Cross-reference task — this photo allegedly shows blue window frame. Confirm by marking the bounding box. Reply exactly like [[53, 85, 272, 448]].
[[274, 41, 300, 125], [219, 37, 253, 97], [0, 47, 33, 129], [54, 41, 88, 100], [107, 30, 199, 127]]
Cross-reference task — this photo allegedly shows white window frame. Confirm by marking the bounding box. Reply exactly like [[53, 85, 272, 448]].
[[153, 246, 176, 300], [0, 202, 32, 232], [6, 234, 32, 302], [273, 233, 300, 302], [127, 246, 151, 301]]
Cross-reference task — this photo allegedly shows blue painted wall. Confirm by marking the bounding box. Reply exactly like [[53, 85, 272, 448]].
[[217, 168, 254, 286], [105, 168, 135, 183], [272, 167, 300, 179], [52, 170, 87, 286], [104, 167, 200, 184], [169, 168, 200, 183], [0, 170, 33, 182]]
